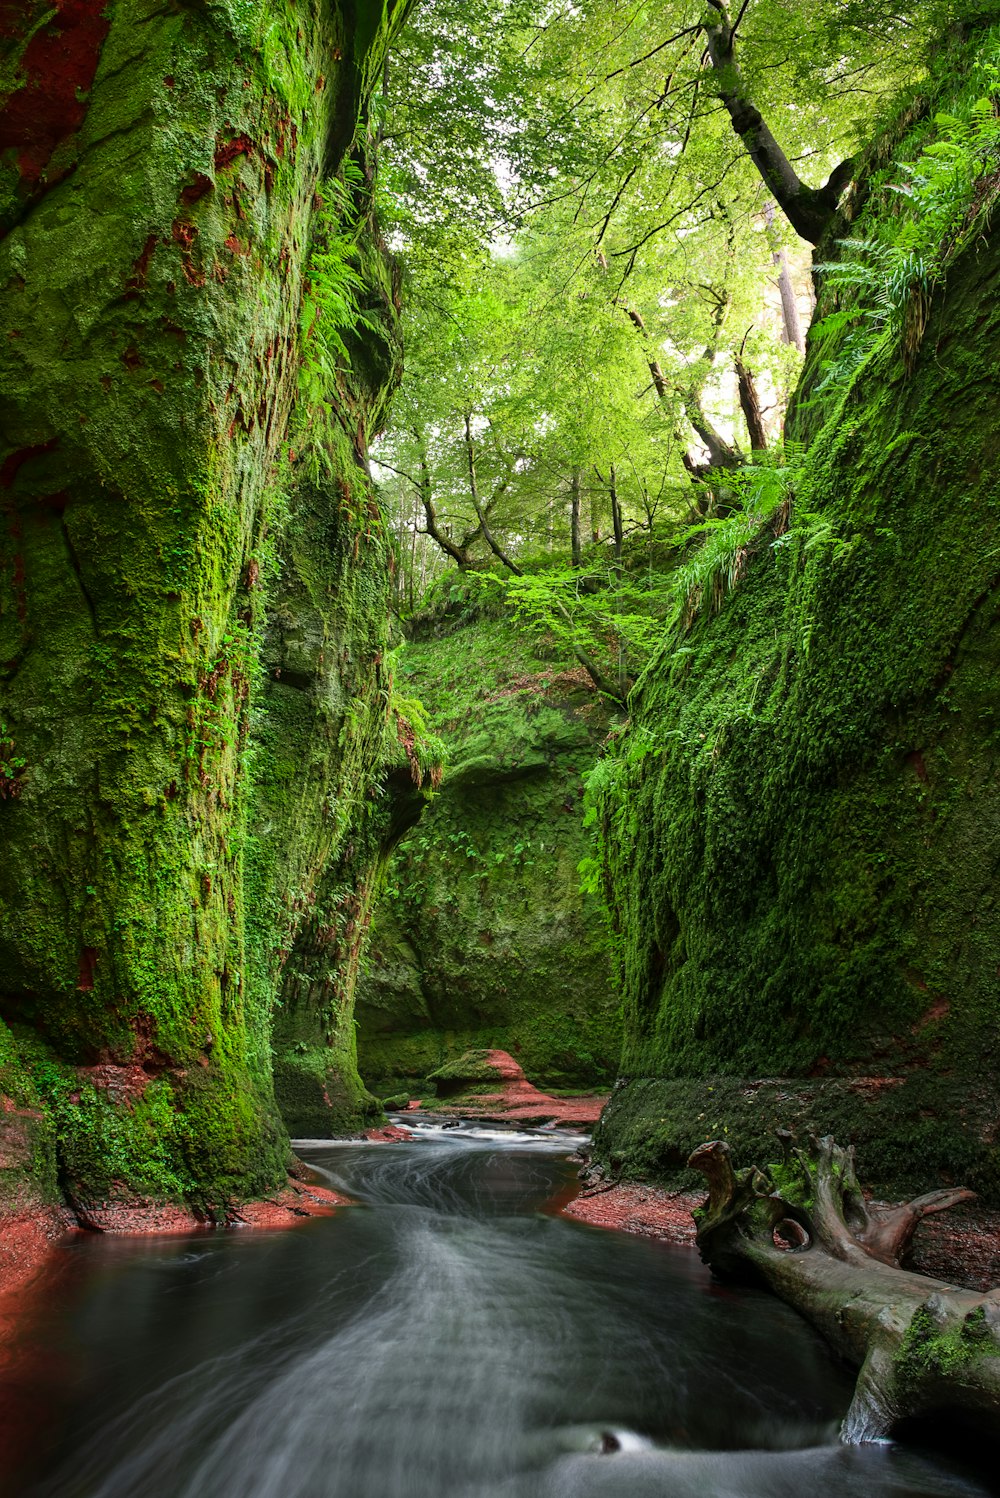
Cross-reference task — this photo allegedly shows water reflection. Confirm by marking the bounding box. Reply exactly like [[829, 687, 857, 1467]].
[[3, 1119, 994, 1498]]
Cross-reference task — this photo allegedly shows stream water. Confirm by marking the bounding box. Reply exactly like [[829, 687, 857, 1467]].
[[2, 1119, 996, 1498]]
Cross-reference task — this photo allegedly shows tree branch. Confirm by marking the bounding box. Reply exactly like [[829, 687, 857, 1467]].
[[463, 413, 523, 576], [701, 1, 852, 244], [548, 593, 628, 706], [411, 431, 473, 569], [734, 353, 767, 451]]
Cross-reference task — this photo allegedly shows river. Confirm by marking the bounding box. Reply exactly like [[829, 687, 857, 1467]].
[[2, 1119, 995, 1497]]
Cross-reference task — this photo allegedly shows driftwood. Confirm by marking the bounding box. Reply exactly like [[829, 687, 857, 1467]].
[[688, 1134, 1000, 1442]]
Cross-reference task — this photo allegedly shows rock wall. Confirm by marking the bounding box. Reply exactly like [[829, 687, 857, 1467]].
[[356, 611, 622, 1094], [0, 0, 414, 1216], [594, 28, 1000, 1200]]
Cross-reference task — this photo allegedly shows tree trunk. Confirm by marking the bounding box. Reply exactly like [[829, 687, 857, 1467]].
[[463, 413, 522, 575], [0, 0, 414, 1211], [380, 440, 477, 569], [570, 469, 583, 567], [765, 201, 805, 353], [409, 493, 419, 610], [689, 1134, 1000, 1442], [734, 356, 768, 451], [684, 393, 744, 473], [701, 1, 853, 244], [609, 464, 624, 563], [608, 465, 627, 698], [625, 305, 741, 474], [590, 490, 602, 545], [548, 595, 627, 707], [420, 466, 473, 568]]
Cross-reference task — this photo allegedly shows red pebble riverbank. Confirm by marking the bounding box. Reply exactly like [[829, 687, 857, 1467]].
[[562, 1182, 701, 1246]]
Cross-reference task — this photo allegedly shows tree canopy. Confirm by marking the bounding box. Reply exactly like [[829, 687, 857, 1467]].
[[362, 0, 1000, 671]]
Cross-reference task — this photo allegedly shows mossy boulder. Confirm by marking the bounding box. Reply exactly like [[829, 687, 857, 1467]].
[[0, 1, 415, 1209]]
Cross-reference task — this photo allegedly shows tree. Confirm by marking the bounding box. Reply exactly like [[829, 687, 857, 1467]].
[[691, 1134, 1000, 1440], [373, 239, 682, 589], [377, 0, 922, 596]]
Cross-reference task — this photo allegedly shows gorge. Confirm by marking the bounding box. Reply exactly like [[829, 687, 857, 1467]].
[[2, 0, 1000, 1490]]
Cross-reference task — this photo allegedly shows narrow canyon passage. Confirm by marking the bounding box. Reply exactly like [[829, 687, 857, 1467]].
[[2, 1124, 994, 1498]]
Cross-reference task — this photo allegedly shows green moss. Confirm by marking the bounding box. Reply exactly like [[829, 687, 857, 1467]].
[[591, 1073, 1000, 1198], [895, 1304, 1000, 1392], [356, 610, 622, 1092], [0, 1020, 58, 1208], [0, 3, 410, 1203], [427, 1050, 498, 1086], [593, 30, 1000, 1201]]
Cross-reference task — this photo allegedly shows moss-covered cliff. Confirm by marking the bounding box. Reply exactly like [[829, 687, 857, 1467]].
[[356, 608, 622, 1094], [0, 0, 415, 1218], [593, 24, 1000, 1200]]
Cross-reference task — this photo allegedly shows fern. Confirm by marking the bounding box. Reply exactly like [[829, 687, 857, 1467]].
[[815, 46, 1000, 393], [666, 455, 798, 632], [300, 161, 381, 409]]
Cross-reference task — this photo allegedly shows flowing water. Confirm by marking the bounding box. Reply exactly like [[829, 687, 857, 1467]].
[[2, 1119, 995, 1498]]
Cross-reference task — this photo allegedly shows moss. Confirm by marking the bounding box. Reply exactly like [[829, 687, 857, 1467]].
[[356, 611, 622, 1093], [427, 1049, 499, 1086], [593, 31, 1000, 1201], [0, 1019, 59, 1209], [590, 1073, 1000, 1198], [895, 1304, 1000, 1393], [0, 3, 412, 1203]]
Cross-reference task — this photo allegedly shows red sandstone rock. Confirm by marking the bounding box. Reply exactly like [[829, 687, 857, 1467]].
[[423, 1048, 609, 1127], [66, 1199, 205, 1233], [232, 1178, 350, 1226]]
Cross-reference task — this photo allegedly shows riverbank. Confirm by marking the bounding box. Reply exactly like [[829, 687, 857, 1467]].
[[0, 1174, 350, 1306], [562, 1178, 1000, 1293], [402, 1048, 609, 1127], [563, 1182, 701, 1247], [0, 1203, 74, 1321]]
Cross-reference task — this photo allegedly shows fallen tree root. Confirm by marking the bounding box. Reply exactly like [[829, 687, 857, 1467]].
[[687, 1133, 1000, 1442]]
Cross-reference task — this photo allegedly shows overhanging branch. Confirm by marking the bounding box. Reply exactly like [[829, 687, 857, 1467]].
[[701, 1, 853, 244]]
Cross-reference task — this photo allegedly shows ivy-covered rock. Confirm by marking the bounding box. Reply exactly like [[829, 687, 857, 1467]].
[[356, 609, 622, 1094]]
